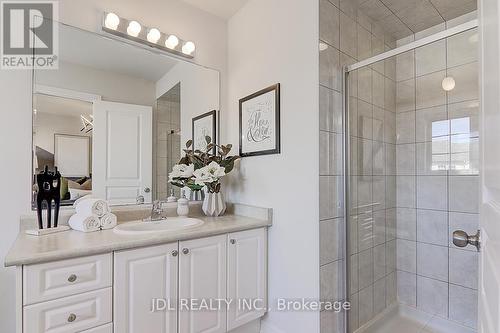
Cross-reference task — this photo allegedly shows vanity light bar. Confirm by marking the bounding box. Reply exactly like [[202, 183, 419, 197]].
[[101, 12, 196, 59]]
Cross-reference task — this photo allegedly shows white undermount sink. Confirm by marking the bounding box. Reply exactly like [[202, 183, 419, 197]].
[[113, 217, 204, 235]]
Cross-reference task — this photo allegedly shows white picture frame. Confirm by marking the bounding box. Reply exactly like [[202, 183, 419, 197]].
[[54, 134, 90, 177]]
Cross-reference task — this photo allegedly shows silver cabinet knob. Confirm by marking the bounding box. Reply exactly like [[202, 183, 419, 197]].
[[182, 248, 189, 255], [230, 239, 236, 245], [453, 230, 480, 251], [144, 187, 151, 193], [171, 250, 178, 257], [67, 313, 76, 322], [67, 274, 77, 283]]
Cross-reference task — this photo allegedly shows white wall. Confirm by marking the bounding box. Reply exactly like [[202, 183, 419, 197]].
[[34, 112, 91, 154], [0, 1, 227, 332], [38, 61, 156, 106], [0, 69, 32, 333], [225, 0, 319, 332], [156, 62, 220, 147]]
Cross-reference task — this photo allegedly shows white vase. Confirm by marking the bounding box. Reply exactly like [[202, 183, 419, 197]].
[[202, 192, 226, 217]]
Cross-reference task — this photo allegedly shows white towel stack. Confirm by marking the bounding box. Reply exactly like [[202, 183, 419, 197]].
[[69, 198, 117, 232]]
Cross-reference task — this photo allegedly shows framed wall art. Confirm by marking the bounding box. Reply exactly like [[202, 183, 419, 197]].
[[239, 83, 280, 157], [192, 110, 217, 154]]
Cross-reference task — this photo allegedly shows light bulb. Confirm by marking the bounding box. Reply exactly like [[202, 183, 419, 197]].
[[165, 35, 179, 49], [182, 41, 195, 55], [319, 42, 328, 51], [147, 28, 161, 43], [104, 12, 120, 30], [127, 21, 141, 37], [442, 77, 456, 91]]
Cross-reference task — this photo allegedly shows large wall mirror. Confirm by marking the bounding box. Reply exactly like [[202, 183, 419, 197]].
[[32, 21, 219, 207]]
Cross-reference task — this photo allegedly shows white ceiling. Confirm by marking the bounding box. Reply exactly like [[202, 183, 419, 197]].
[[34, 94, 92, 117], [181, 0, 250, 19], [57, 23, 179, 82]]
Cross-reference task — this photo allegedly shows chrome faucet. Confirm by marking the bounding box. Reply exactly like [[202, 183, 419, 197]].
[[149, 200, 166, 221]]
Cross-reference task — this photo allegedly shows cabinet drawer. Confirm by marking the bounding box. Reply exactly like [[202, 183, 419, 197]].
[[80, 323, 113, 333], [23, 254, 112, 305], [23, 288, 112, 333]]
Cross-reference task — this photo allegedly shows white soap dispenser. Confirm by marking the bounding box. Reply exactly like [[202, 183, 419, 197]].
[[177, 190, 189, 217], [167, 188, 177, 203]]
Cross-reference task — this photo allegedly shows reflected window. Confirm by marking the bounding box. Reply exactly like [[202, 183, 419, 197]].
[[432, 119, 449, 138], [451, 116, 471, 135], [431, 136, 449, 171], [431, 116, 477, 173]]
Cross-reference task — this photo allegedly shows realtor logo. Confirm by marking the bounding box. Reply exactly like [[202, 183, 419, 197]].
[[1, 1, 58, 69]]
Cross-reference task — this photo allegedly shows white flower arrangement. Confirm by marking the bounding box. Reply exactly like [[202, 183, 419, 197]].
[[168, 136, 239, 193]]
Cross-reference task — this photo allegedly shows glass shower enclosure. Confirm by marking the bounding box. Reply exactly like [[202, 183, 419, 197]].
[[343, 21, 480, 333]]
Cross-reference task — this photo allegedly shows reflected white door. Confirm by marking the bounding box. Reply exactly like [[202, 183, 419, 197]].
[[93, 101, 152, 205], [479, 1, 500, 332]]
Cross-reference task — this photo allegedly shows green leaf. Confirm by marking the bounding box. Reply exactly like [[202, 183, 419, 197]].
[[205, 136, 211, 144], [186, 140, 193, 148]]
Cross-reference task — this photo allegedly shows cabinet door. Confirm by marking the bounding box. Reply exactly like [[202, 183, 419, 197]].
[[179, 235, 227, 333], [114, 243, 178, 333], [227, 228, 267, 330]]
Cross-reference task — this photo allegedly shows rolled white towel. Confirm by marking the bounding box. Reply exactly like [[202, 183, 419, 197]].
[[72, 195, 95, 207], [75, 198, 109, 218], [100, 212, 117, 230], [68, 214, 100, 233]]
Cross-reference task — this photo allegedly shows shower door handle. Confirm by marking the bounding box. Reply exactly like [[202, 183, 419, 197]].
[[453, 230, 480, 251]]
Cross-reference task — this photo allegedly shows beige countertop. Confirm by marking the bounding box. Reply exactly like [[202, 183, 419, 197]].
[[5, 203, 272, 267]]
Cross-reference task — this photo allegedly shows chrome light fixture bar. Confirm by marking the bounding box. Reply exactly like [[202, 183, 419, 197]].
[[101, 12, 196, 59]]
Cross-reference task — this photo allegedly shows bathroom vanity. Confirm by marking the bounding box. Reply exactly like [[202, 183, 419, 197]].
[[14, 14, 272, 333], [5, 204, 271, 333]]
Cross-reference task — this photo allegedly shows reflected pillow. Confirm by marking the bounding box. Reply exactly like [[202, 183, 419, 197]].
[[81, 179, 92, 190], [60, 177, 69, 200], [69, 188, 92, 200]]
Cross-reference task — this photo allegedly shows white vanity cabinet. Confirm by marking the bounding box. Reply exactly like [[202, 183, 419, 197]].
[[21, 254, 113, 333], [113, 228, 267, 333], [227, 228, 267, 331], [178, 235, 227, 333], [18, 227, 267, 333], [114, 243, 179, 333]]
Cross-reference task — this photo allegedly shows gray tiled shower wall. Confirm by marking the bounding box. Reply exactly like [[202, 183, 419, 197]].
[[319, 1, 479, 332], [394, 17, 479, 330], [154, 87, 181, 200], [319, 0, 398, 331]]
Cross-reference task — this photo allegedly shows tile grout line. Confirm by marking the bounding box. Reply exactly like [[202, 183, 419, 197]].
[[413, 43, 418, 311]]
